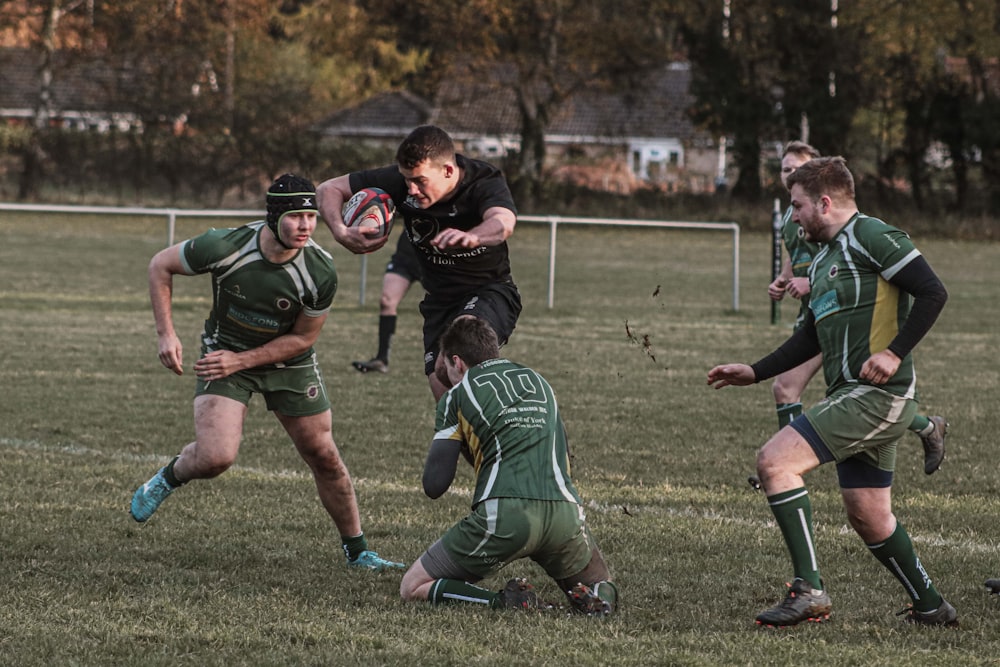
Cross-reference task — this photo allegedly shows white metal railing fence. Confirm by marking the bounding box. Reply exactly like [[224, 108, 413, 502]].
[[518, 215, 740, 311], [0, 203, 739, 311]]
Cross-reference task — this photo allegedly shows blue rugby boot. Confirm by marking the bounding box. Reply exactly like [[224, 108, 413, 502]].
[[347, 550, 406, 571], [130, 467, 177, 523]]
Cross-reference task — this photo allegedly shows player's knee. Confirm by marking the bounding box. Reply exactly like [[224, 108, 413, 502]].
[[845, 509, 893, 542], [379, 293, 399, 312], [301, 443, 347, 476], [399, 571, 427, 602], [399, 582, 417, 601], [756, 444, 785, 479]]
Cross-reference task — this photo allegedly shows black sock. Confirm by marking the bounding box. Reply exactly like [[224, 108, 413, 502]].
[[162, 455, 185, 487], [376, 315, 396, 362]]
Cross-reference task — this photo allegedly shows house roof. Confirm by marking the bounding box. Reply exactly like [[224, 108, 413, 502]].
[[315, 90, 433, 138], [0, 47, 130, 118], [317, 62, 700, 145], [2, 45, 699, 145]]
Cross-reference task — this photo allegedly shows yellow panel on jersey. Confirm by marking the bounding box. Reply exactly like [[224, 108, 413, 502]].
[[869, 276, 900, 354]]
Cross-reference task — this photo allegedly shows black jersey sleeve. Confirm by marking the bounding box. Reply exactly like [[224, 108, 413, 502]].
[[750, 314, 822, 383], [886, 255, 948, 359], [422, 438, 462, 499]]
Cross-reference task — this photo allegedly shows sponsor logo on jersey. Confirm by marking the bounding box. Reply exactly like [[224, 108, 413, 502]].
[[810, 289, 840, 323], [409, 216, 438, 245], [224, 284, 247, 300], [882, 232, 902, 249], [275, 297, 292, 311], [463, 296, 479, 311], [226, 306, 280, 333]]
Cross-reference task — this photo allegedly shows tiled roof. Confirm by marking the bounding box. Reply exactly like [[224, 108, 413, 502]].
[[2, 45, 699, 144], [0, 47, 130, 116], [319, 62, 699, 144], [315, 90, 432, 138], [434, 62, 697, 142]]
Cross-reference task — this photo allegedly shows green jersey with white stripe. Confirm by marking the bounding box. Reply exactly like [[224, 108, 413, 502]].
[[180, 221, 338, 366], [782, 206, 821, 328], [782, 206, 820, 281], [434, 358, 582, 507], [808, 213, 919, 399]]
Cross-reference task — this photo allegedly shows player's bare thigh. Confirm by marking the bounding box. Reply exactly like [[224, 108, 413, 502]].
[[277, 409, 340, 461], [175, 394, 247, 479]]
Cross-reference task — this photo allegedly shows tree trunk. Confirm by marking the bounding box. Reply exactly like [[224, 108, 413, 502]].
[[512, 89, 550, 211], [19, 0, 62, 200], [730, 132, 762, 200]]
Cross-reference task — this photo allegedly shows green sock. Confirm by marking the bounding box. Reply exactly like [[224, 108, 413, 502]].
[[593, 581, 619, 611], [776, 403, 802, 428], [427, 579, 498, 607], [341, 533, 369, 561], [767, 487, 822, 590], [908, 414, 931, 433], [867, 522, 943, 612]]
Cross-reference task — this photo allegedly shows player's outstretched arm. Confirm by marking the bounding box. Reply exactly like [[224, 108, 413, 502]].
[[148, 244, 187, 375], [431, 206, 516, 250], [707, 364, 756, 389]]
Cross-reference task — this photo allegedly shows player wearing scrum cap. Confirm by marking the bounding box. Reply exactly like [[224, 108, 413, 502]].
[[129, 174, 403, 572]]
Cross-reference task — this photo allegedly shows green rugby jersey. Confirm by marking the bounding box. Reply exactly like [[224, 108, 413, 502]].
[[434, 358, 582, 507], [782, 206, 821, 327], [808, 213, 919, 399], [782, 206, 820, 281], [180, 221, 338, 366]]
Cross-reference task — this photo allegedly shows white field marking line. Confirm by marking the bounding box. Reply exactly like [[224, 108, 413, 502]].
[[0, 436, 467, 494], [3, 436, 998, 554]]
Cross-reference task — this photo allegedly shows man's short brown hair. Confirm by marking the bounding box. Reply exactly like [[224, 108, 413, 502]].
[[786, 156, 855, 202], [396, 125, 456, 170], [440, 317, 500, 368]]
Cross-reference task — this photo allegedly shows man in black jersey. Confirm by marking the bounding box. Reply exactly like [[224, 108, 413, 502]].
[[317, 125, 521, 401]]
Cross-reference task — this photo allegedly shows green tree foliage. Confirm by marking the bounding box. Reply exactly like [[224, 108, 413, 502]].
[[274, 0, 427, 111], [768, 1, 865, 157], [844, 0, 1000, 211], [680, 0, 777, 199], [680, 0, 866, 199], [5, 0, 1000, 216], [9, 0, 420, 201]]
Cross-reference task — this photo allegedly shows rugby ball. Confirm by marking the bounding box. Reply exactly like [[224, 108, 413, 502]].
[[342, 187, 395, 239]]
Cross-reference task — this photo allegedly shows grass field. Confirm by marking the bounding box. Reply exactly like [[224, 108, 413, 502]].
[[1, 212, 999, 666]]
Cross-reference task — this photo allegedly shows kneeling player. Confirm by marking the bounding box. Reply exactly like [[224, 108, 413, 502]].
[[399, 317, 618, 615]]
